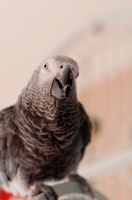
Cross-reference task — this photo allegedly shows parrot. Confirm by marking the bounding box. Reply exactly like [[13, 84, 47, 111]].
[[0, 56, 94, 200]]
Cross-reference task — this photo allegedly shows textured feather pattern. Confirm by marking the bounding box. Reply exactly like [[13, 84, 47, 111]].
[[0, 56, 92, 196], [16, 81, 80, 177], [0, 106, 22, 195]]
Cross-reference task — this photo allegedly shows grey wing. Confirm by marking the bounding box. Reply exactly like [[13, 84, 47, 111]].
[[78, 102, 92, 160], [0, 106, 21, 186]]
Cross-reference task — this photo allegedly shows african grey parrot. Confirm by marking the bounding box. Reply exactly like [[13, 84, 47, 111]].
[[0, 56, 93, 200]]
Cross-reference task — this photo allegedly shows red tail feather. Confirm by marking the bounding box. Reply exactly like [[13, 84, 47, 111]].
[[0, 190, 27, 200]]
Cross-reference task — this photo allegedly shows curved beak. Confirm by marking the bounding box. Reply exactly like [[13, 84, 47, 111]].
[[51, 67, 73, 99]]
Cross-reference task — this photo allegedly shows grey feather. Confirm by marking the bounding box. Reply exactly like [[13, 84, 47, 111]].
[[0, 56, 92, 198]]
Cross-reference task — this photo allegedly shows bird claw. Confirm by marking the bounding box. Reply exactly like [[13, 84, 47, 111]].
[[68, 174, 95, 200], [28, 183, 58, 200]]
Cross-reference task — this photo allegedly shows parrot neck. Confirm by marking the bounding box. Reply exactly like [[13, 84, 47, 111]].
[[16, 84, 79, 151], [15, 87, 80, 171]]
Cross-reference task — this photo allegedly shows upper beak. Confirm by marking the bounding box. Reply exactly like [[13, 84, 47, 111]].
[[51, 67, 73, 99]]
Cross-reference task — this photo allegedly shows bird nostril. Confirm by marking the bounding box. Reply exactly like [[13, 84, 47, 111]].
[[60, 65, 63, 69]]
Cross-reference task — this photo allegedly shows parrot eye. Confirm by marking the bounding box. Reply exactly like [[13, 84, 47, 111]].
[[43, 64, 48, 70]]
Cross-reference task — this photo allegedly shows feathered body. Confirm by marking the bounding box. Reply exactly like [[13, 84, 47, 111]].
[[0, 56, 92, 198]]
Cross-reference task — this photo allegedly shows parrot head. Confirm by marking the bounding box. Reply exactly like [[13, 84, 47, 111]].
[[38, 55, 79, 99], [21, 56, 79, 116]]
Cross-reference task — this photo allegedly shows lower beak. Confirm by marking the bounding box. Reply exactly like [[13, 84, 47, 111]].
[[51, 67, 73, 99]]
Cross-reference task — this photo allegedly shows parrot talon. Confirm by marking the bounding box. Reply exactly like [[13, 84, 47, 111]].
[[68, 174, 95, 200], [28, 183, 58, 200]]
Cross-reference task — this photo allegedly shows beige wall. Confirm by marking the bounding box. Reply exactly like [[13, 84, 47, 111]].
[[78, 67, 132, 200], [0, 0, 132, 109]]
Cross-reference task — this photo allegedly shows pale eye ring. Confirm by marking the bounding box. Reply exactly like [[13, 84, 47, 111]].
[[43, 64, 48, 69]]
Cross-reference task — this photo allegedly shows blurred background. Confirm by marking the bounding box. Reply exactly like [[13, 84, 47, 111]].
[[0, 1, 132, 200]]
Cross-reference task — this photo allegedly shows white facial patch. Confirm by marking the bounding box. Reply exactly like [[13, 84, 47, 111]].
[[38, 57, 79, 85]]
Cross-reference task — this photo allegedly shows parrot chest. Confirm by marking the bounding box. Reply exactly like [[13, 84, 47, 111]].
[[18, 103, 81, 182], [31, 131, 83, 182]]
